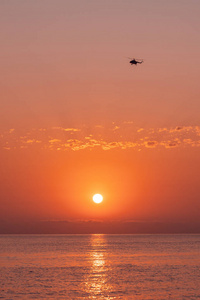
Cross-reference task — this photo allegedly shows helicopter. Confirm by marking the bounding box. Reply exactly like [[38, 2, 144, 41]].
[[129, 58, 143, 65]]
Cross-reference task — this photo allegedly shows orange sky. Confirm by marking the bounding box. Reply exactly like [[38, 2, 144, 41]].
[[0, 1, 200, 233]]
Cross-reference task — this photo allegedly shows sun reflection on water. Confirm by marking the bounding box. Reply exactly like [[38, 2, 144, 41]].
[[84, 234, 114, 299]]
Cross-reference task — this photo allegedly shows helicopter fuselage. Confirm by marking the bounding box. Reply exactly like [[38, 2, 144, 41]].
[[129, 59, 143, 65]]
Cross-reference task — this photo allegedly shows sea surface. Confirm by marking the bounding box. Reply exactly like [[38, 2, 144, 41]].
[[0, 234, 200, 299]]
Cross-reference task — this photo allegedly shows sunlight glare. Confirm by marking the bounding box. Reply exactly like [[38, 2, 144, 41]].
[[93, 194, 103, 204]]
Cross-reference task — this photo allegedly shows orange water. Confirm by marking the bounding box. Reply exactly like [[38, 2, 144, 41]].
[[0, 234, 199, 299]]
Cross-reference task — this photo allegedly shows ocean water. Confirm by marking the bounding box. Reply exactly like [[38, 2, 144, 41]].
[[0, 234, 200, 299]]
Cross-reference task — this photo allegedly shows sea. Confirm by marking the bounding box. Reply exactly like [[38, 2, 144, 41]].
[[0, 234, 199, 299]]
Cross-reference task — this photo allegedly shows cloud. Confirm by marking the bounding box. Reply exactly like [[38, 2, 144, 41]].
[[1, 124, 200, 151], [49, 139, 61, 144], [112, 126, 120, 131], [144, 141, 158, 148], [24, 139, 41, 144], [52, 127, 81, 132], [123, 121, 134, 124], [1, 218, 200, 233], [167, 142, 178, 148]]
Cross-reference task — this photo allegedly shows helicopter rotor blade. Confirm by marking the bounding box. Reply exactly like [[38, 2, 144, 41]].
[[126, 57, 144, 61]]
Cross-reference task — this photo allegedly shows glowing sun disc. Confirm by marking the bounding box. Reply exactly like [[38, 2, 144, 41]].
[[93, 194, 103, 204]]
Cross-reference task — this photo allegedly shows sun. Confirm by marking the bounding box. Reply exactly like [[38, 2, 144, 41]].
[[93, 194, 103, 204]]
